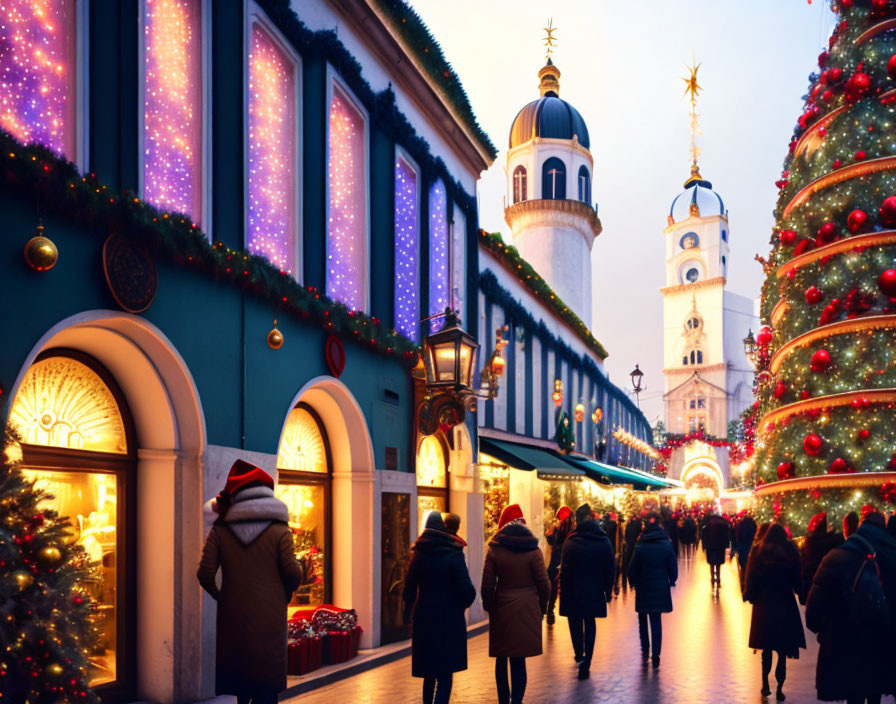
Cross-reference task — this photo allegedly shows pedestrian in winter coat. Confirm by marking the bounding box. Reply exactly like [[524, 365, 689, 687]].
[[661, 510, 680, 557], [627, 513, 677, 669], [558, 504, 615, 680], [735, 514, 758, 590], [621, 514, 643, 589], [842, 510, 859, 538], [743, 523, 806, 701], [679, 515, 698, 558], [481, 504, 550, 704], [197, 460, 304, 704], [798, 513, 843, 605], [402, 511, 476, 704], [703, 513, 730, 587], [806, 511, 896, 703], [544, 505, 573, 625]]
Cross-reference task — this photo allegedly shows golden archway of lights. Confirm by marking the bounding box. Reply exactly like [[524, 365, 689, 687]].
[[277, 407, 327, 473]]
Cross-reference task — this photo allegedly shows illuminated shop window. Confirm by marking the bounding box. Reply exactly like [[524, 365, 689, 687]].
[[0, 0, 78, 159], [276, 403, 331, 611], [416, 435, 448, 534], [428, 180, 449, 332], [393, 153, 419, 342], [479, 454, 510, 540], [247, 22, 298, 276], [327, 82, 368, 310], [142, 0, 204, 223], [10, 356, 127, 453]]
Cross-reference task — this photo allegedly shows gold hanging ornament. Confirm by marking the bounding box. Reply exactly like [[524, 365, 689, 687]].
[[38, 545, 63, 568], [13, 570, 34, 591], [44, 663, 64, 678], [24, 220, 58, 272], [267, 319, 284, 350]]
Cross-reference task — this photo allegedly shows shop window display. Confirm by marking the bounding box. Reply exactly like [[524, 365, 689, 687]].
[[416, 435, 448, 533], [275, 482, 326, 609], [479, 454, 510, 541]]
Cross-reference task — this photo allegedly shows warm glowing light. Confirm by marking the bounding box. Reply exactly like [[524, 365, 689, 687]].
[[248, 23, 297, 275], [613, 427, 660, 460], [143, 0, 203, 222], [394, 155, 419, 341], [10, 356, 127, 453], [327, 83, 367, 309], [277, 407, 327, 473], [275, 482, 326, 608], [429, 180, 449, 332], [0, 0, 77, 158], [416, 435, 446, 488], [552, 378, 564, 407]]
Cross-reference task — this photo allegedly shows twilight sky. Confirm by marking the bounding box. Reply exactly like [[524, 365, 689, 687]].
[[408, 0, 837, 425]]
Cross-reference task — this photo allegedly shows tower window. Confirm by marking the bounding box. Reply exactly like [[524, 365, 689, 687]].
[[722, 230, 728, 242], [685, 268, 699, 283], [697, 350, 703, 364], [577, 165, 591, 203], [682, 356, 688, 365], [512, 165, 528, 204], [542, 157, 566, 200]]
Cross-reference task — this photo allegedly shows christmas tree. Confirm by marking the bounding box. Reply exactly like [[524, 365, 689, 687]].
[[755, 0, 896, 530], [0, 428, 100, 703]]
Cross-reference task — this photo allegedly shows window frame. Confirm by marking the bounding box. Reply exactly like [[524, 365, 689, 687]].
[[577, 164, 590, 203], [512, 164, 528, 204], [541, 157, 566, 200], [325, 67, 370, 311], [416, 433, 450, 510], [243, 4, 303, 279], [138, 0, 212, 233], [393, 145, 421, 342]]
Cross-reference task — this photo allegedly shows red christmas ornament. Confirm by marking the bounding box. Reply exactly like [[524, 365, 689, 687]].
[[779, 229, 798, 246], [856, 428, 870, 443], [830, 67, 843, 82], [889, 54, 896, 79], [805, 286, 825, 305], [880, 196, 896, 226], [833, 159, 843, 169], [855, 150, 868, 161], [817, 222, 839, 244], [847, 71, 871, 100], [774, 381, 788, 399], [847, 209, 869, 233], [810, 348, 832, 372], [800, 389, 811, 400], [819, 51, 829, 68], [872, 0, 888, 9], [756, 327, 773, 346], [804, 434, 824, 456], [794, 239, 816, 256], [777, 462, 795, 480], [878, 269, 896, 297], [829, 457, 848, 473]]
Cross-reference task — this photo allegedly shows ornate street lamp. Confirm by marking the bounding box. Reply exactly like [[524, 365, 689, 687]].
[[421, 309, 479, 391], [630, 364, 645, 409], [574, 401, 585, 423], [743, 329, 758, 367], [551, 379, 564, 407]]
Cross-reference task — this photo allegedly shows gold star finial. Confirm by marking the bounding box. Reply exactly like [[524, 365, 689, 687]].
[[543, 18, 557, 61], [682, 52, 704, 182]]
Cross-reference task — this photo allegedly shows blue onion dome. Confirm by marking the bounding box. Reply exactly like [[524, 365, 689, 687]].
[[509, 60, 590, 150], [669, 166, 725, 222]]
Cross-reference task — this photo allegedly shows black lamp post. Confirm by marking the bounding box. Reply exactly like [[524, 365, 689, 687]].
[[630, 364, 645, 409], [743, 329, 758, 367]]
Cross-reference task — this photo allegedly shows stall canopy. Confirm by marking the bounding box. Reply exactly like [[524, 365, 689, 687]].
[[479, 437, 585, 480], [562, 455, 677, 490]]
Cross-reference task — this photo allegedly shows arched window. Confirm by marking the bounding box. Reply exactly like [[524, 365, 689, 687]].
[[10, 351, 137, 696], [682, 356, 688, 365], [542, 157, 566, 199], [416, 434, 449, 534], [697, 350, 703, 364], [393, 153, 419, 342], [512, 165, 528, 204], [577, 165, 591, 203], [722, 230, 728, 242], [276, 402, 332, 608], [690, 350, 696, 364]]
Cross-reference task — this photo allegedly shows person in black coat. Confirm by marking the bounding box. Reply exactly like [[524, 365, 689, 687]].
[[743, 523, 805, 701], [661, 509, 680, 557], [679, 514, 698, 559], [703, 513, 730, 588], [798, 512, 843, 605], [544, 506, 573, 625], [621, 513, 643, 591], [627, 513, 677, 669], [402, 512, 476, 704], [558, 503, 615, 680], [806, 511, 896, 704], [735, 513, 758, 591]]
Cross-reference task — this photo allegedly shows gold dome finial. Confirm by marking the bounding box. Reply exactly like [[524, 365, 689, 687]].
[[538, 19, 561, 97], [682, 53, 704, 186], [543, 18, 557, 61]]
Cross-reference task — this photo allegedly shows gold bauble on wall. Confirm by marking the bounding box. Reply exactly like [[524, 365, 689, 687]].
[[267, 319, 284, 350], [24, 221, 58, 272]]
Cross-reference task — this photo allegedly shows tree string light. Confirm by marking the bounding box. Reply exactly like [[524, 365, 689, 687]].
[[393, 155, 419, 341], [428, 179, 449, 332]]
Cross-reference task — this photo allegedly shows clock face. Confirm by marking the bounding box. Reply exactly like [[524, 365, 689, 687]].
[[686, 267, 699, 283], [680, 232, 699, 250]]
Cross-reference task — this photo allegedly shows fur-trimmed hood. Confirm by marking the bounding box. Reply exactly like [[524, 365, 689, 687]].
[[212, 485, 290, 545]]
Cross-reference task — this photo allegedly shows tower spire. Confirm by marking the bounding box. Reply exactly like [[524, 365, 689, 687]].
[[543, 18, 557, 62], [682, 53, 703, 186], [538, 19, 561, 97]]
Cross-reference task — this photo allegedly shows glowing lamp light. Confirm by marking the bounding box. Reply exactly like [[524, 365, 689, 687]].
[[630, 364, 644, 392], [552, 379, 564, 407], [743, 329, 758, 366], [422, 310, 479, 391], [491, 354, 506, 377], [592, 407, 603, 424], [574, 402, 585, 423]]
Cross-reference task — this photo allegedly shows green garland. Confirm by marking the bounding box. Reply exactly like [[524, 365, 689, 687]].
[[0, 132, 419, 363], [478, 231, 608, 359]]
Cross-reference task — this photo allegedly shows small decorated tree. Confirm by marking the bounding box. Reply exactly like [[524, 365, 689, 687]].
[[0, 428, 100, 703], [755, 0, 896, 530]]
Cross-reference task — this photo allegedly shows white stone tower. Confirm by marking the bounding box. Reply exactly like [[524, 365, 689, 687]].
[[504, 56, 602, 328]]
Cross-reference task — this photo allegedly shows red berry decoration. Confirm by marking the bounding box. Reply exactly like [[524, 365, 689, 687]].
[[855, 150, 868, 161], [816, 221, 839, 244], [847, 208, 869, 233], [810, 348, 832, 372], [880, 196, 896, 226], [829, 457, 848, 473], [777, 462, 795, 480], [833, 159, 843, 169], [801, 389, 811, 400], [878, 269, 896, 297], [804, 434, 824, 456], [805, 286, 825, 305], [774, 381, 788, 400], [779, 229, 798, 246], [757, 327, 773, 346], [856, 429, 870, 443]]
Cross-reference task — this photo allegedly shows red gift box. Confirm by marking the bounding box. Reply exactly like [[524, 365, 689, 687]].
[[288, 635, 324, 675]]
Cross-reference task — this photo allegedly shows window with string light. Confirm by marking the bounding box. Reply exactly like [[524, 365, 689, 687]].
[[394, 148, 420, 342]]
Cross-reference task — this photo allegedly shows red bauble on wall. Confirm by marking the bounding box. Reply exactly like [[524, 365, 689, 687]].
[[804, 434, 824, 456], [756, 327, 773, 346], [847, 209, 869, 234], [805, 286, 825, 305], [878, 269, 896, 297], [810, 349, 832, 372], [880, 196, 896, 227], [779, 229, 798, 246], [777, 461, 795, 480]]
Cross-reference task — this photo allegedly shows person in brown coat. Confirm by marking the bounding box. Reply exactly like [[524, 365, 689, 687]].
[[481, 504, 550, 704], [197, 460, 303, 704]]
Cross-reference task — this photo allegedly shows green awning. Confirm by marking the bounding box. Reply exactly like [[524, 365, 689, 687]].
[[479, 437, 585, 480], [563, 455, 673, 490]]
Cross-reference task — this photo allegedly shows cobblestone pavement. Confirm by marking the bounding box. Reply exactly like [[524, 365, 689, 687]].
[[286, 552, 896, 704]]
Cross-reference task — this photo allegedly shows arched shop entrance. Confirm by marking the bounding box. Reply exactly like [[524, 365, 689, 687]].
[[5, 312, 206, 704], [681, 460, 725, 501], [416, 433, 449, 533]]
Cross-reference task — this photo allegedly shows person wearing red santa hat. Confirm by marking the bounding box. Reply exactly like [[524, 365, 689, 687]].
[[544, 505, 573, 625], [197, 460, 304, 704], [481, 504, 550, 704]]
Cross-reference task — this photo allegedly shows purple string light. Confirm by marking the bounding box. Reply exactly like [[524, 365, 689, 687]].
[[394, 155, 419, 342]]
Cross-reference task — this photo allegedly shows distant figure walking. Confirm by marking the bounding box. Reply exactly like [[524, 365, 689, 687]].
[[679, 514, 698, 559], [544, 505, 573, 625], [197, 460, 304, 704], [481, 504, 550, 704], [735, 513, 758, 591], [621, 513, 643, 589], [798, 512, 842, 605], [743, 523, 805, 701], [703, 512, 730, 588], [559, 503, 615, 680], [402, 511, 476, 704], [627, 512, 677, 670]]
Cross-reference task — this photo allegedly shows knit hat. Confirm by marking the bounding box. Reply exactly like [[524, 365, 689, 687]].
[[556, 506, 573, 522], [808, 512, 827, 534], [498, 504, 525, 529], [223, 459, 274, 497], [575, 503, 593, 525], [424, 510, 447, 532]]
